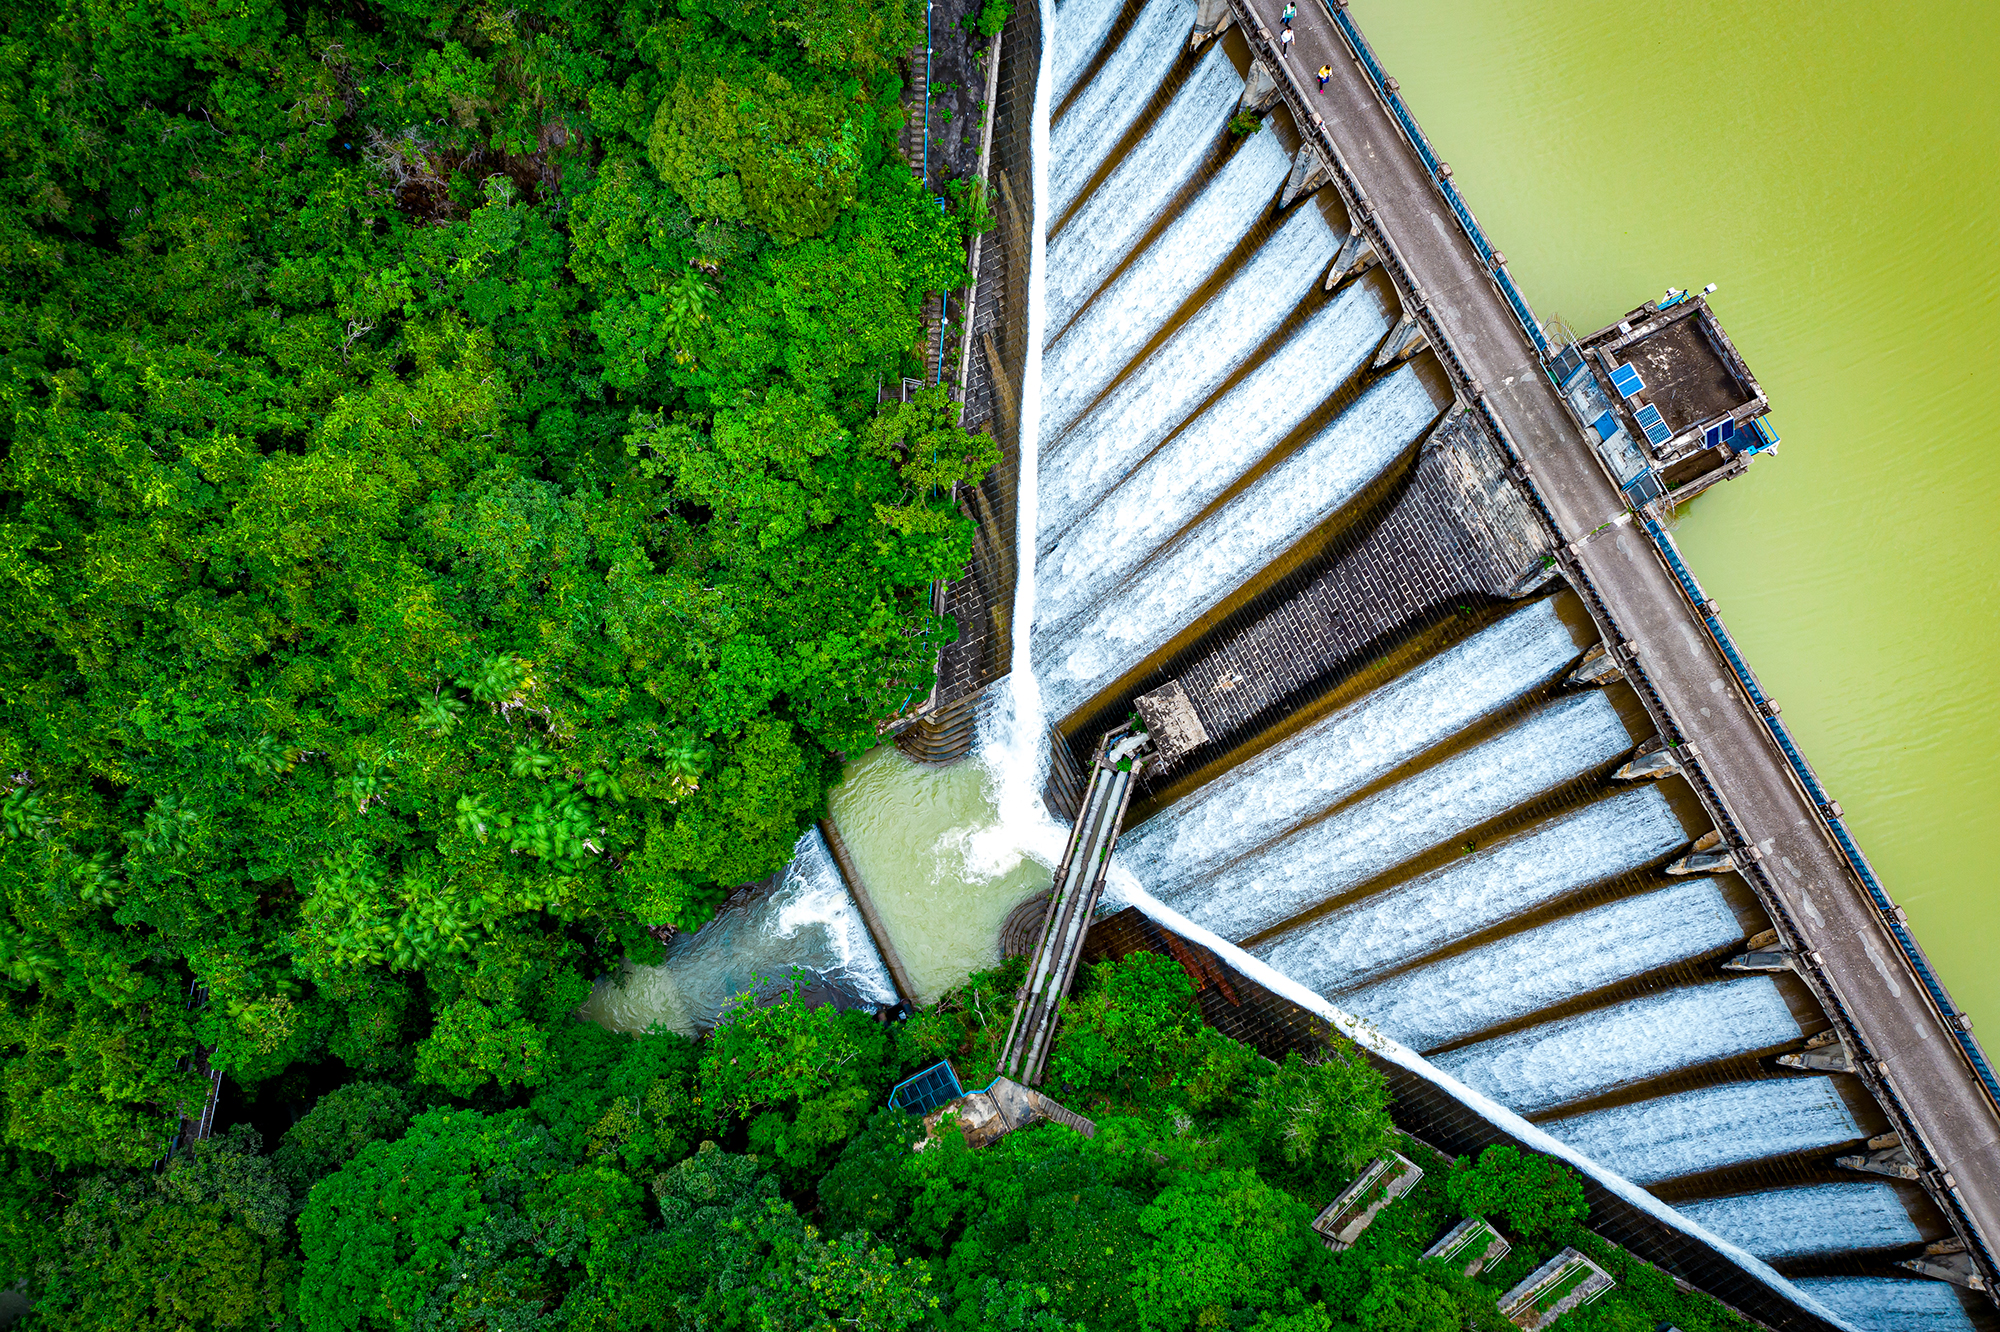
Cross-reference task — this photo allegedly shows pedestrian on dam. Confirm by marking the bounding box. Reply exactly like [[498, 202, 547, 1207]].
[[1281, 2, 1297, 24], [1317, 64, 1332, 91], [1278, 25, 1294, 55]]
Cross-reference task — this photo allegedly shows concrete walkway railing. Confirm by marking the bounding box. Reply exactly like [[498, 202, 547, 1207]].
[[1316, 0, 1554, 361]]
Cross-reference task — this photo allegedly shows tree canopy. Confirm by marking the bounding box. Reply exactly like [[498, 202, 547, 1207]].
[[0, 0, 994, 1172]]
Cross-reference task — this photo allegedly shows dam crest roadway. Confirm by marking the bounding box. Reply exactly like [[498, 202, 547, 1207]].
[[917, 0, 2000, 1326]]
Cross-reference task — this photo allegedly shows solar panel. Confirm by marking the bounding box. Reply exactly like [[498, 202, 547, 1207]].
[[1633, 403, 1673, 446], [1610, 363, 1645, 397], [1701, 417, 1737, 449]]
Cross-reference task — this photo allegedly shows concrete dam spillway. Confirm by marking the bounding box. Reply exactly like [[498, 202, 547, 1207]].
[[586, 1, 2000, 1328], [956, 0, 1997, 1325]]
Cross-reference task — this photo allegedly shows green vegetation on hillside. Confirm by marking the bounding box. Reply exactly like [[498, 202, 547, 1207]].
[[0, 0, 1000, 1173], [11, 949, 1759, 1332]]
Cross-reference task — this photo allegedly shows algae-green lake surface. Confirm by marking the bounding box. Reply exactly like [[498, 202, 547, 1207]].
[[1353, 0, 2000, 1028]]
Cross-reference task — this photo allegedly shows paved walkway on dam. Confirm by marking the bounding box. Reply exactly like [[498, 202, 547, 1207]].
[[1241, 0, 2000, 1266]]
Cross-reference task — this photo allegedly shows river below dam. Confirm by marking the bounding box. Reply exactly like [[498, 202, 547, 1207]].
[[1353, 0, 2000, 1033]]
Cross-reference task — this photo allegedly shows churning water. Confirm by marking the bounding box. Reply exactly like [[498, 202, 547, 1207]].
[[577, 827, 897, 1035]]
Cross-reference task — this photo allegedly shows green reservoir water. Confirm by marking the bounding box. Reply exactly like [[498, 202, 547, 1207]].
[[1353, 0, 2000, 1029]]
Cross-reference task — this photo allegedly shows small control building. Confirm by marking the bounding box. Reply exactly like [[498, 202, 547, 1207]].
[[1548, 292, 1774, 508]]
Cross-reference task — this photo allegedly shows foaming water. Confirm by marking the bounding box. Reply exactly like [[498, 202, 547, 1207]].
[[1121, 599, 1580, 888], [1037, 367, 1438, 721], [1096, 881, 1862, 1332], [577, 827, 897, 1036], [1678, 1184, 1922, 1260], [826, 746, 1052, 1003], [1042, 132, 1291, 423], [1045, 44, 1241, 330], [1048, 0, 1126, 108], [1431, 977, 1802, 1115], [1047, 0, 1195, 219], [1543, 1078, 1862, 1185], [1035, 280, 1391, 642], [1792, 1279, 1978, 1332], [1340, 878, 1741, 1051], [1161, 691, 1632, 940], [1252, 787, 1687, 993], [956, 0, 1072, 937], [1040, 203, 1339, 533]]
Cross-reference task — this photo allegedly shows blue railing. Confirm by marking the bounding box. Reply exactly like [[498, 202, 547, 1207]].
[[1321, 0, 1554, 360], [1639, 514, 2000, 1108]]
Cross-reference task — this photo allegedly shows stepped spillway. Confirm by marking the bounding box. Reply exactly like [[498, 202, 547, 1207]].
[[818, 5, 1997, 1328]]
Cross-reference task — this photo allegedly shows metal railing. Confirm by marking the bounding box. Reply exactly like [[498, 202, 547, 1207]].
[[1639, 513, 2000, 1105], [1318, 0, 1554, 360], [1312, 0, 1999, 1119]]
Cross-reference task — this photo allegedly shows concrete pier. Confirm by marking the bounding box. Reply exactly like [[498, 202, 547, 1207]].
[[1234, 0, 2000, 1285]]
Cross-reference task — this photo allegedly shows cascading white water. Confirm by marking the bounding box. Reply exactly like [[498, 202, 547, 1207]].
[[971, 0, 1070, 871], [1251, 786, 1687, 993], [1044, 44, 1241, 330], [1047, 0, 1196, 219], [1042, 131, 1291, 418], [1039, 203, 1340, 524], [1544, 1078, 1863, 1185], [1157, 690, 1632, 940], [1793, 1278, 1977, 1332], [1338, 878, 1742, 1052], [1035, 280, 1391, 640], [1431, 977, 1802, 1115], [1678, 1183, 1923, 1260], [1120, 598, 1581, 885], [1048, 0, 1127, 108], [578, 827, 898, 1036], [1037, 367, 1440, 721]]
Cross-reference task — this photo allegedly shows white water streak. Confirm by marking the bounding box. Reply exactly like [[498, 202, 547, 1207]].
[[1043, 131, 1292, 426], [1036, 281, 1389, 641], [973, 0, 1070, 871], [1677, 1184, 1922, 1261], [1123, 598, 1579, 891], [577, 828, 896, 1036], [1792, 1279, 1976, 1332], [1038, 367, 1438, 722], [1432, 978, 1802, 1115], [1544, 1078, 1862, 1185], [1253, 787, 1686, 994], [1046, 44, 1241, 331], [1049, 0, 1127, 108], [1048, 0, 1195, 219], [1162, 692, 1632, 940], [1341, 879, 1741, 1052], [1040, 204, 1339, 543]]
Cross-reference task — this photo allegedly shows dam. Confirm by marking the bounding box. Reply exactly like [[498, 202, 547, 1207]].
[[582, 1, 2000, 1328]]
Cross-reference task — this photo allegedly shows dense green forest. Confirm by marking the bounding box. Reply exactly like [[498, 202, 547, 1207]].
[[0, 0, 1002, 1179], [9, 945, 1759, 1332]]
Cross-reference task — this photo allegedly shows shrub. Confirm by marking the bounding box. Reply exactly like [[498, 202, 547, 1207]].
[[1247, 1045, 1395, 1181], [1445, 1144, 1589, 1240]]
